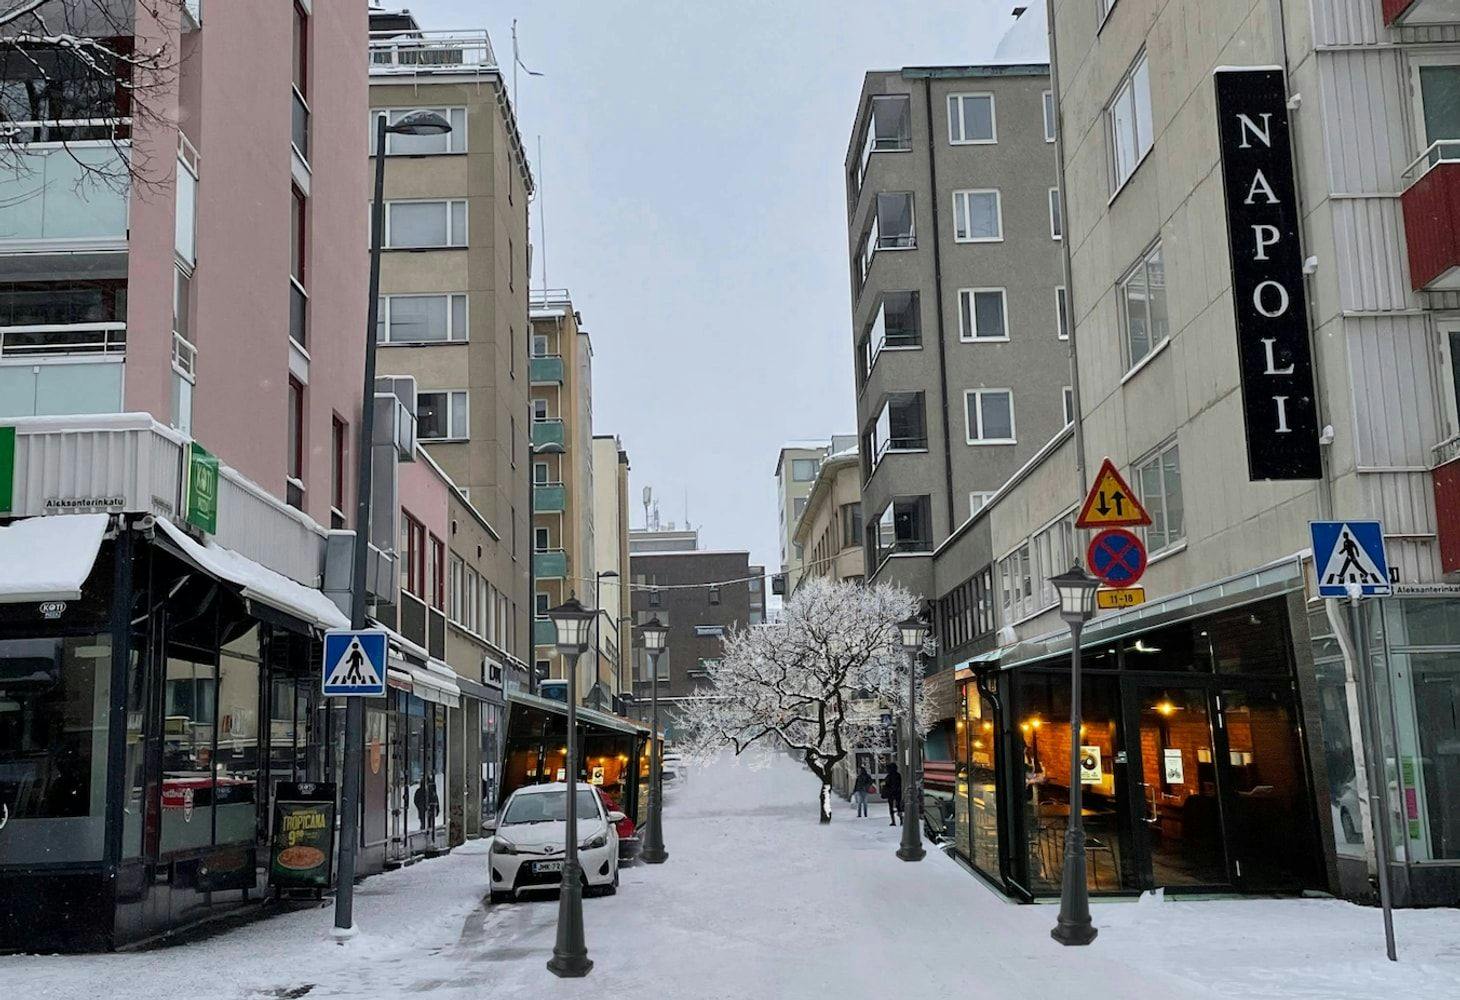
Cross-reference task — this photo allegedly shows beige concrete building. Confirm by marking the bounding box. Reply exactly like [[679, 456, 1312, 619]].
[[529, 289, 599, 702], [774, 437, 855, 593], [368, 11, 533, 677], [593, 434, 633, 705], [790, 446, 865, 590]]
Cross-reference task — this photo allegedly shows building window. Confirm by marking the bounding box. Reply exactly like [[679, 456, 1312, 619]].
[[290, 186, 307, 347], [1049, 187, 1062, 240], [175, 155, 197, 267], [286, 377, 304, 508], [958, 288, 1007, 341], [402, 513, 426, 599], [952, 189, 1002, 242], [449, 555, 464, 622], [1063, 386, 1075, 427], [1136, 441, 1184, 554], [871, 495, 931, 565], [863, 392, 927, 475], [429, 535, 445, 609], [1120, 241, 1168, 370], [999, 512, 1076, 624], [1043, 90, 1056, 142], [172, 268, 194, 436], [874, 192, 916, 250], [535, 591, 550, 616], [948, 93, 996, 144], [791, 458, 818, 482], [384, 199, 468, 249], [1056, 286, 1069, 340], [534, 527, 550, 552], [370, 106, 467, 155], [533, 461, 550, 484], [376, 294, 468, 343], [331, 416, 347, 528], [840, 503, 863, 548], [861, 290, 921, 380], [532, 398, 549, 421], [292, 2, 309, 161], [938, 565, 995, 653], [964, 389, 1015, 445], [417, 390, 468, 440], [793, 497, 808, 520], [532, 333, 550, 357], [853, 94, 912, 195], [1108, 51, 1153, 193], [969, 491, 996, 519]]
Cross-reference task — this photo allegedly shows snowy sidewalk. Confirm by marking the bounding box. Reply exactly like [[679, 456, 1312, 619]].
[[5, 755, 1460, 999]]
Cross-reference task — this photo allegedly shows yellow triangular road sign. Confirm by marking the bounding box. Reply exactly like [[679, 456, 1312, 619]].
[[1076, 458, 1153, 529]]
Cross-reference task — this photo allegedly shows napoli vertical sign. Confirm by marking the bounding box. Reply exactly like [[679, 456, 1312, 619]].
[[1214, 68, 1322, 481]]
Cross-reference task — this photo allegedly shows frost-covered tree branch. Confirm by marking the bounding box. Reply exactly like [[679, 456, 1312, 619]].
[[676, 578, 930, 823]]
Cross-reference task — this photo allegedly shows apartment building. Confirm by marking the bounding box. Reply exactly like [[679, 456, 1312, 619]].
[[367, 7, 534, 683], [529, 289, 598, 700], [917, 0, 1460, 909], [844, 63, 1068, 601], [592, 434, 633, 707], [630, 526, 699, 553], [790, 445, 865, 590], [774, 442, 830, 593], [0, 0, 372, 950]]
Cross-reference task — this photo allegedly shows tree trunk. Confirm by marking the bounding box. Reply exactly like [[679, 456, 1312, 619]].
[[818, 781, 832, 823]]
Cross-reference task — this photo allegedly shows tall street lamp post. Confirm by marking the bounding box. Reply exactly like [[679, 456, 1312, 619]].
[[638, 617, 670, 864], [545, 596, 596, 977], [1049, 562, 1101, 947], [336, 109, 453, 935], [896, 612, 929, 862]]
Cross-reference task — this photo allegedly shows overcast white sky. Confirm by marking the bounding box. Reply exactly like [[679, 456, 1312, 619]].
[[415, 0, 1035, 574]]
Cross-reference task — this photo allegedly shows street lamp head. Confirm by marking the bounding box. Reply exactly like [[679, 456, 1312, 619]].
[[599, 570, 620, 579], [385, 109, 453, 136], [1051, 562, 1101, 624], [639, 617, 669, 653], [897, 611, 929, 651], [547, 595, 595, 655]]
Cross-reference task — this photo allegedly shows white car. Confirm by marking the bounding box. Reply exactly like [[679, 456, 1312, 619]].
[[488, 782, 622, 903]]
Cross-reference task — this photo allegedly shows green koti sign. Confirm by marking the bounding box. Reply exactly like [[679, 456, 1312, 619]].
[[184, 440, 219, 534]]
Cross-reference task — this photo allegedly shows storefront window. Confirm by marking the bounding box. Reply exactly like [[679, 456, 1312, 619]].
[[406, 695, 427, 834], [0, 635, 114, 864], [215, 625, 261, 845], [123, 624, 148, 859], [431, 705, 447, 835], [966, 682, 999, 879], [481, 702, 502, 824], [161, 655, 217, 854]]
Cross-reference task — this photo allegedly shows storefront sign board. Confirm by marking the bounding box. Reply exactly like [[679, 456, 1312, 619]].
[[183, 440, 220, 534], [269, 782, 337, 890], [1076, 458, 1152, 529], [0, 426, 14, 513]]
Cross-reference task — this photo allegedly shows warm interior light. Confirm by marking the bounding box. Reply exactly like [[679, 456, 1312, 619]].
[[1132, 640, 1162, 654], [1030, 717, 1042, 730], [1154, 701, 1176, 717]]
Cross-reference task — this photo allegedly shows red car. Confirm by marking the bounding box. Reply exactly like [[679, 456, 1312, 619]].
[[594, 788, 640, 862]]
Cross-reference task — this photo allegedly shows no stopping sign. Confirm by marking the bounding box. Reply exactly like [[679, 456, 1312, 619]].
[[1087, 528, 1147, 588]]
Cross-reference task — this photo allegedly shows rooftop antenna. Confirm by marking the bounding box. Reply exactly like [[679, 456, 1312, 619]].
[[537, 134, 547, 289], [642, 485, 652, 530]]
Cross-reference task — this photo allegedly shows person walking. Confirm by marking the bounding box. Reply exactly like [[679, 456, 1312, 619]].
[[852, 765, 874, 818], [883, 762, 904, 826]]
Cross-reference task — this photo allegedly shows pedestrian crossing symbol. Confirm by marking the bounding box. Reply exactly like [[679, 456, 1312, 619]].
[[322, 629, 388, 697], [1310, 521, 1391, 598]]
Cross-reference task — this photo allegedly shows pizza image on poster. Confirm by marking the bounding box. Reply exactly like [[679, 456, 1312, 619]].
[[269, 782, 337, 890]]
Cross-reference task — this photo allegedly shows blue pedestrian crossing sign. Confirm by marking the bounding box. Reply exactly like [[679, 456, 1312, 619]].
[[322, 629, 387, 697], [1310, 521, 1391, 598]]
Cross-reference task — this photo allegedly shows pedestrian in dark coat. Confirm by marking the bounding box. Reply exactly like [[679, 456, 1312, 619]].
[[883, 762, 904, 826], [852, 766, 875, 817]]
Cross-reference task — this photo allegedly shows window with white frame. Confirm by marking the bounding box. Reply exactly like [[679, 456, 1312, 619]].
[[376, 293, 468, 343], [964, 389, 1015, 444], [384, 199, 467, 249], [1440, 323, 1460, 440], [417, 389, 468, 440], [1063, 386, 1075, 426], [953, 189, 1002, 242], [791, 458, 819, 482], [948, 93, 996, 144], [969, 491, 996, 519], [533, 461, 550, 484], [875, 192, 915, 249], [532, 398, 549, 420], [1056, 286, 1069, 340], [370, 107, 468, 155], [998, 511, 1076, 623], [449, 554, 464, 624], [1119, 241, 1168, 370], [958, 288, 1007, 341], [1043, 90, 1056, 142], [1049, 187, 1062, 240], [1136, 441, 1184, 554], [1108, 51, 1153, 192]]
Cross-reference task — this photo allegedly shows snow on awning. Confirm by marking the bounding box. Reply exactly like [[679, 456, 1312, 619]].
[[155, 518, 349, 631], [385, 654, 460, 707], [0, 513, 108, 603]]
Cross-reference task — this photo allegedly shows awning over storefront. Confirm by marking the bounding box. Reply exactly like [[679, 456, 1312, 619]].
[[380, 630, 461, 707], [0, 513, 109, 603], [508, 690, 651, 737], [156, 517, 349, 631]]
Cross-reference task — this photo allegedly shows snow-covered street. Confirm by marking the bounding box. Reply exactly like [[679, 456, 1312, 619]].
[[6, 754, 1460, 1000]]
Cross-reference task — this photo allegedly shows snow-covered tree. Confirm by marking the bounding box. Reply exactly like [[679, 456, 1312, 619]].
[[676, 578, 931, 823]]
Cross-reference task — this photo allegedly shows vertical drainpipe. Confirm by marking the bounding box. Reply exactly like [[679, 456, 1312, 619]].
[[923, 77, 959, 538]]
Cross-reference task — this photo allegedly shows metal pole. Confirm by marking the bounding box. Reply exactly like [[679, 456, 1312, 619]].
[[897, 644, 925, 861], [334, 114, 390, 934], [548, 647, 592, 977], [1052, 619, 1096, 945], [1350, 596, 1398, 961], [641, 649, 667, 863]]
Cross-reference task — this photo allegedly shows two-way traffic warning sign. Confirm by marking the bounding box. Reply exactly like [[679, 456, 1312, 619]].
[[1310, 521, 1391, 598], [322, 629, 388, 697], [1076, 458, 1152, 529]]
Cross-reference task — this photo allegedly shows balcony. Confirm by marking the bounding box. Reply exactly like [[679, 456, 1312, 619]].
[[534, 482, 566, 512], [534, 618, 557, 648], [1434, 437, 1460, 576], [531, 418, 565, 449], [534, 548, 568, 579], [530, 354, 564, 384], [1384, 0, 1460, 25], [0, 146, 130, 249], [369, 30, 497, 76], [1401, 144, 1460, 290]]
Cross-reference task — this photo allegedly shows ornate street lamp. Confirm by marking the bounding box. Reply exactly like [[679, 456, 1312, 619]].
[[638, 617, 670, 864], [896, 611, 929, 862], [1049, 562, 1101, 947], [546, 595, 596, 978]]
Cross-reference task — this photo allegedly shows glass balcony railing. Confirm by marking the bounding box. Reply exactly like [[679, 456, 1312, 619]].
[[531, 418, 565, 449], [529, 354, 564, 383], [533, 549, 568, 579], [534, 618, 557, 648], [0, 145, 129, 246], [533, 482, 566, 512]]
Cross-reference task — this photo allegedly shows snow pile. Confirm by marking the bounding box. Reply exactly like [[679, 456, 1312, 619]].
[[992, 0, 1049, 64], [0, 513, 108, 603]]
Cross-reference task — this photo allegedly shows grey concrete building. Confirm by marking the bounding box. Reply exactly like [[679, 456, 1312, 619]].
[[774, 437, 854, 593], [845, 63, 1069, 602]]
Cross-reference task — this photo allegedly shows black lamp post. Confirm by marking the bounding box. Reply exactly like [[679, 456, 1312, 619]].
[[896, 611, 929, 862], [638, 617, 670, 864], [1049, 562, 1101, 947], [546, 595, 596, 978], [336, 109, 453, 935]]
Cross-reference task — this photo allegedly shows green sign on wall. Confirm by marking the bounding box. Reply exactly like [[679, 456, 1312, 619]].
[[0, 426, 14, 514], [183, 440, 219, 534]]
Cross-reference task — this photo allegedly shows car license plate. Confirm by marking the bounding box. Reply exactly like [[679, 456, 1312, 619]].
[[532, 860, 562, 874]]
